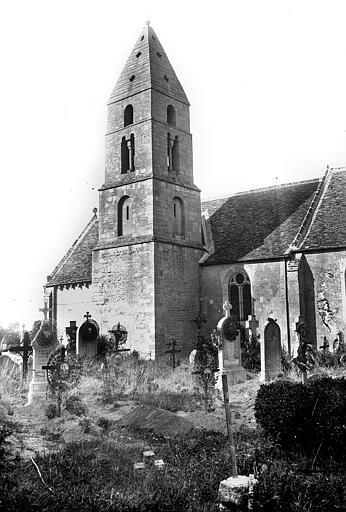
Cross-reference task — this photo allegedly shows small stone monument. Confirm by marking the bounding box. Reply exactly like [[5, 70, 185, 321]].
[[261, 315, 282, 381], [76, 312, 99, 357], [217, 300, 246, 388], [28, 297, 58, 404]]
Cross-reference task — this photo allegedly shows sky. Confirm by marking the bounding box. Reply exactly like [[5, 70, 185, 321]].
[[0, 0, 346, 329]]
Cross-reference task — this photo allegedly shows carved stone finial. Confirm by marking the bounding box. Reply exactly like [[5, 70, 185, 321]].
[[146, 20, 150, 26]]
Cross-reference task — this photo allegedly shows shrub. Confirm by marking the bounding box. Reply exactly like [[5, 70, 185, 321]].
[[255, 377, 346, 457], [64, 395, 88, 417], [45, 403, 59, 420]]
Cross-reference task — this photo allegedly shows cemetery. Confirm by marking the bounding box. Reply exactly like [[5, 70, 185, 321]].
[[0, 299, 345, 511], [1, 18, 346, 512]]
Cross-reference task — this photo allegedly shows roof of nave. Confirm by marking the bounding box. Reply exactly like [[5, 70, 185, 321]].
[[46, 213, 98, 287], [202, 167, 346, 265], [108, 22, 189, 105], [298, 167, 346, 251]]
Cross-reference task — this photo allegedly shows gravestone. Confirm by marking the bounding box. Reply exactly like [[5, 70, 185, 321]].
[[76, 312, 99, 357], [216, 300, 246, 388], [261, 317, 282, 381], [28, 300, 58, 404], [65, 320, 78, 353]]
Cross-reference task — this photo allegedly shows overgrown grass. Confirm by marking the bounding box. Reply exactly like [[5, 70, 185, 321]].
[[0, 426, 344, 511], [78, 356, 203, 412]]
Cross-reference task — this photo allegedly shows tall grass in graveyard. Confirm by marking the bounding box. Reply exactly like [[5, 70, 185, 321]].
[[78, 353, 203, 412]]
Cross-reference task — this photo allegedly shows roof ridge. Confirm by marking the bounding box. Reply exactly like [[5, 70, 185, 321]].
[[202, 176, 321, 203], [47, 213, 98, 284], [293, 167, 333, 250]]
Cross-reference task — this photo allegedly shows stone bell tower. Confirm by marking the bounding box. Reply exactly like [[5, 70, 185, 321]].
[[92, 22, 203, 357]]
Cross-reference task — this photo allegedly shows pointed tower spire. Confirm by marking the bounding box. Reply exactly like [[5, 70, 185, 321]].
[[108, 24, 189, 105]]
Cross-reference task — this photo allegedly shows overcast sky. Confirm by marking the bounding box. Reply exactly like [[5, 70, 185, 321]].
[[0, 0, 345, 329]]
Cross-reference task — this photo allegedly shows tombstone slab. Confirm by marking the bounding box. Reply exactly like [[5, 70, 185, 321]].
[[261, 317, 282, 381], [76, 315, 99, 357]]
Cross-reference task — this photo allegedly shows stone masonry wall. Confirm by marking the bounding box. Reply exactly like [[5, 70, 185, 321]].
[[56, 286, 93, 342], [154, 242, 202, 359], [92, 243, 155, 356], [201, 261, 289, 348], [98, 180, 154, 246], [304, 250, 346, 348]]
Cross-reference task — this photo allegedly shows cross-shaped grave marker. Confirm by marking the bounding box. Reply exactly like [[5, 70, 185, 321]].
[[84, 311, 92, 321], [223, 300, 233, 318], [108, 323, 130, 353], [39, 300, 53, 321], [7, 331, 33, 380], [165, 338, 181, 369], [246, 314, 259, 340], [42, 346, 69, 416]]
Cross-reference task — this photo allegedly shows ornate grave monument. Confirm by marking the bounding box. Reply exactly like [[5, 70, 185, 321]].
[[76, 312, 99, 357], [260, 315, 282, 381], [216, 300, 246, 388], [28, 298, 58, 404]]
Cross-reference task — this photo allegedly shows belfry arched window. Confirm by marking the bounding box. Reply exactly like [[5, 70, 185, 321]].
[[167, 105, 176, 126], [121, 134, 135, 173], [167, 133, 180, 172], [124, 105, 133, 127], [173, 196, 185, 237], [228, 271, 252, 321], [118, 195, 132, 236]]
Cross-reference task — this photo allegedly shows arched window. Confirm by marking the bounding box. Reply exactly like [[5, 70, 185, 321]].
[[121, 136, 129, 173], [228, 271, 252, 321], [117, 196, 132, 236], [124, 105, 133, 127], [121, 134, 135, 173], [173, 197, 185, 237], [167, 134, 180, 172], [167, 105, 176, 126]]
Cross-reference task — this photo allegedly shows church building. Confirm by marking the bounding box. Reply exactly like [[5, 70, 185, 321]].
[[46, 23, 346, 359]]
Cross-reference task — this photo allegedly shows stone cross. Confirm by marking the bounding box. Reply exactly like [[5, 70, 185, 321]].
[[165, 338, 181, 369], [246, 314, 259, 339], [84, 311, 92, 321], [223, 300, 233, 318], [66, 321, 78, 341], [39, 300, 53, 321]]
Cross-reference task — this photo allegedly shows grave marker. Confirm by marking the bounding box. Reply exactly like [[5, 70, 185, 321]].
[[28, 297, 58, 404], [260, 317, 281, 381], [76, 312, 99, 357], [216, 301, 246, 388]]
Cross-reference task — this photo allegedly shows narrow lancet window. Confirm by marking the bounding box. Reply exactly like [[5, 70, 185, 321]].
[[167, 105, 176, 126], [172, 197, 185, 237], [167, 134, 180, 172], [124, 105, 133, 127], [118, 196, 131, 236], [121, 134, 135, 173]]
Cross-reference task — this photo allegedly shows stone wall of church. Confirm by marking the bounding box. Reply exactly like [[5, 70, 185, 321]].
[[56, 286, 93, 342], [98, 180, 154, 246], [304, 250, 346, 348], [153, 180, 201, 243], [154, 242, 202, 359], [92, 243, 155, 356], [201, 261, 290, 349], [105, 90, 153, 185]]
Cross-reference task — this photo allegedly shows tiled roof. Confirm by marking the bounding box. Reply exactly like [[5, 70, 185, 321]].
[[300, 168, 346, 250], [108, 23, 189, 105], [46, 215, 99, 287], [202, 179, 321, 264]]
